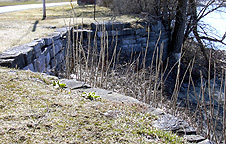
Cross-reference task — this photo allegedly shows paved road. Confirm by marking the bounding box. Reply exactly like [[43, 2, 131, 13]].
[[0, 2, 76, 14]]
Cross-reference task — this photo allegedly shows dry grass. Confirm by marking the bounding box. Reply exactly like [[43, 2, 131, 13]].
[[0, 0, 69, 7], [0, 2, 139, 53], [0, 66, 186, 143]]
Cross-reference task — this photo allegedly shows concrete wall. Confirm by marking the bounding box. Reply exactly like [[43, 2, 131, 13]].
[[0, 21, 169, 75]]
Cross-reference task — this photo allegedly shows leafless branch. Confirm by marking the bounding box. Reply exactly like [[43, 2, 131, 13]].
[[199, 36, 226, 45]]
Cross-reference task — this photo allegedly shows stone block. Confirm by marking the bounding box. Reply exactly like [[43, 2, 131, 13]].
[[118, 28, 135, 36], [46, 52, 51, 65], [56, 27, 71, 33], [185, 135, 205, 143], [0, 52, 25, 69], [50, 40, 62, 58], [24, 48, 34, 65], [54, 39, 63, 54], [121, 39, 136, 45], [51, 52, 62, 69], [197, 139, 213, 144], [56, 27, 72, 38], [23, 63, 34, 72], [74, 29, 93, 39], [91, 22, 130, 31], [143, 42, 156, 48], [143, 32, 156, 37], [128, 44, 142, 52], [0, 59, 14, 68], [48, 32, 61, 41], [0, 44, 33, 66], [135, 28, 147, 35], [96, 30, 118, 38], [41, 47, 50, 56], [34, 54, 45, 72], [46, 65, 51, 74], [137, 37, 147, 44], [121, 45, 128, 51], [51, 58, 56, 69], [43, 37, 53, 46], [27, 39, 45, 59]]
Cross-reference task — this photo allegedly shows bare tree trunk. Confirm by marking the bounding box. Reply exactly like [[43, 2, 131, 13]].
[[169, 0, 187, 53], [42, 0, 46, 20], [187, 0, 209, 62]]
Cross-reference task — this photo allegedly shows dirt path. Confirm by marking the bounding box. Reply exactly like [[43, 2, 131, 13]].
[[0, 2, 76, 14]]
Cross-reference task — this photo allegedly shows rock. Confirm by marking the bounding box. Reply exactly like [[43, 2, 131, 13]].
[[91, 21, 130, 31], [23, 63, 35, 72], [197, 139, 214, 144], [59, 79, 91, 89], [48, 32, 61, 41], [81, 88, 144, 104], [33, 54, 45, 72], [0, 54, 25, 69], [153, 114, 196, 135], [147, 107, 165, 116], [102, 110, 121, 118], [43, 37, 53, 46], [27, 39, 45, 59], [185, 135, 205, 143]]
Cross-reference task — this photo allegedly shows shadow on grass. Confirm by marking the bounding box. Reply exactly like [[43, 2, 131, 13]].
[[32, 20, 39, 32]]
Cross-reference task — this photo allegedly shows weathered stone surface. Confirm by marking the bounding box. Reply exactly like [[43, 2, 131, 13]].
[[147, 107, 165, 116], [91, 22, 130, 31], [27, 39, 45, 59], [128, 44, 142, 52], [197, 139, 214, 144], [185, 135, 205, 143], [48, 32, 61, 41], [46, 52, 51, 65], [153, 114, 196, 135], [74, 29, 93, 39], [59, 79, 91, 89], [0, 59, 14, 67], [0, 44, 33, 68], [43, 37, 53, 46], [34, 54, 45, 72], [81, 88, 144, 104], [118, 28, 135, 36], [0, 53, 25, 69], [121, 39, 136, 45], [135, 28, 146, 35], [41, 47, 49, 56], [137, 37, 147, 44], [23, 63, 34, 71], [51, 40, 62, 56], [56, 27, 72, 39]]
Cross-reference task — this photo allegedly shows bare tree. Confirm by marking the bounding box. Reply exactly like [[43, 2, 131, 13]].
[[42, 0, 46, 20], [169, 0, 188, 53], [184, 0, 226, 60]]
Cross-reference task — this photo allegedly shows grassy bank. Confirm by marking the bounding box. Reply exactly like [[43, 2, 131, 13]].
[[0, 66, 185, 143]]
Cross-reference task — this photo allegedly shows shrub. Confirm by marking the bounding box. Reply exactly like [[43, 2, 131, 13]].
[[97, 0, 156, 15]]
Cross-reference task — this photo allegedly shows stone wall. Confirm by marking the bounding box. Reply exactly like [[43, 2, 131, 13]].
[[89, 21, 169, 65], [0, 27, 71, 75], [0, 21, 170, 74]]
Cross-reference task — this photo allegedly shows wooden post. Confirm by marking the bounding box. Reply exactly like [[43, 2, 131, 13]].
[[42, 0, 46, 19]]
